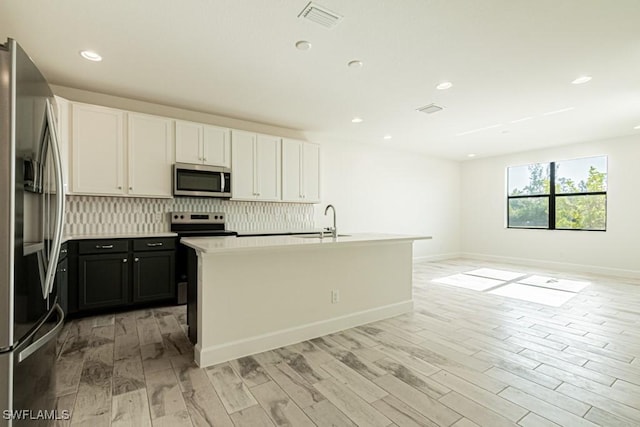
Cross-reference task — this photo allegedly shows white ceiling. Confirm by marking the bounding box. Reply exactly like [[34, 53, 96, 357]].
[[2, 0, 639, 160]]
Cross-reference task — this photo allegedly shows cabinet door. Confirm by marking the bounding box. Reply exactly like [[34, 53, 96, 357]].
[[71, 103, 125, 195], [132, 251, 175, 303], [231, 130, 257, 200], [303, 142, 321, 203], [255, 134, 281, 201], [203, 125, 231, 167], [175, 120, 203, 164], [78, 253, 129, 310], [128, 113, 174, 197], [281, 139, 302, 202]]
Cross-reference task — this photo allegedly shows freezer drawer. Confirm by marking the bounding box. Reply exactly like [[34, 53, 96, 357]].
[[1, 304, 65, 427]]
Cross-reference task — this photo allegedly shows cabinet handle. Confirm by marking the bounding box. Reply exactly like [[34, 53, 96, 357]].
[[146, 242, 163, 247], [129, 186, 133, 190], [123, 258, 128, 263], [134, 257, 139, 262], [96, 245, 114, 249], [117, 186, 122, 190], [203, 157, 208, 161]]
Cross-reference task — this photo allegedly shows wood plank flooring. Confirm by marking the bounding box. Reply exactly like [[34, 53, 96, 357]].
[[55, 259, 640, 426]]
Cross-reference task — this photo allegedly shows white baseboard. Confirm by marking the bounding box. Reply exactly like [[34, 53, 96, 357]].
[[413, 252, 462, 262], [195, 300, 413, 368], [461, 252, 640, 280]]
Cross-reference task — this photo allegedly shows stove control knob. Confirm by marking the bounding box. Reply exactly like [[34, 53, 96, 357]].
[[220, 215, 224, 220], [180, 215, 184, 219], [173, 215, 178, 219]]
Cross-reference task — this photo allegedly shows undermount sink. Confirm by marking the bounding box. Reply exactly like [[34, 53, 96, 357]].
[[294, 234, 351, 239]]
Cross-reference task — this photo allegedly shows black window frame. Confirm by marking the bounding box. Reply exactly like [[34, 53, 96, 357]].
[[507, 158, 607, 231]]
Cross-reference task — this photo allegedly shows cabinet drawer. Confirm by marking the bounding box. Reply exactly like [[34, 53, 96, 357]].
[[78, 239, 129, 254], [133, 237, 176, 252]]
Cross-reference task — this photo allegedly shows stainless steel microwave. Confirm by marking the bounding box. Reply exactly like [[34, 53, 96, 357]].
[[173, 163, 231, 198]]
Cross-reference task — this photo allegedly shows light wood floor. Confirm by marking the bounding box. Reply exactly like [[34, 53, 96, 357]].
[[54, 259, 640, 426]]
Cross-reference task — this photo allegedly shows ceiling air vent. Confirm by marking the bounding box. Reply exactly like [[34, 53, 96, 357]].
[[298, 2, 343, 29], [416, 103, 444, 114]]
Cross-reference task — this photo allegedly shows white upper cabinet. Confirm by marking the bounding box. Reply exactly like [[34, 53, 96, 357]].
[[175, 121, 201, 165], [127, 113, 174, 197], [175, 120, 230, 168], [282, 139, 320, 203], [70, 102, 174, 198], [71, 103, 126, 195], [231, 130, 281, 201]]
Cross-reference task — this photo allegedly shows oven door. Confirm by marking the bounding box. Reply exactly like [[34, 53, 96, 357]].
[[173, 163, 231, 197]]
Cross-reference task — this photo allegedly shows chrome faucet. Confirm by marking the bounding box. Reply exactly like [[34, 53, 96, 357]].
[[324, 204, 337, 238]]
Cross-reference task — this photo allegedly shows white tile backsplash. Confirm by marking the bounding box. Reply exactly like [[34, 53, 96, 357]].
[[65, 196, 315, 235]]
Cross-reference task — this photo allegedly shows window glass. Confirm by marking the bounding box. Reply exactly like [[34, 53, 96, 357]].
[[555, 156, 607, 194], [508, 163, 550, 196], [556, 195, 607, 230], [508, 198, 549, 228], [506, 156, 607, 231]]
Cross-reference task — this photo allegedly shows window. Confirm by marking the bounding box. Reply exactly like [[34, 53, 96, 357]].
[[507, 156, 607, 230]]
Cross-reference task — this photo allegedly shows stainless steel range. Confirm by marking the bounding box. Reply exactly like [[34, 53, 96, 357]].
[[171, 212, 236, 339], [171, 212, 238, 311], [170, 212, 237, 238]]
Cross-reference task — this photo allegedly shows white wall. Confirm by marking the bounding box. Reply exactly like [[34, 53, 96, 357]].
[[314, 139, 461, 260], [461, 134, 640, 277]]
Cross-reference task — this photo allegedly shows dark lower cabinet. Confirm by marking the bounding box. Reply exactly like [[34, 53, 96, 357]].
[[78, 253, 129, 310], [66, 237, 177, 315], [133, 251, 175, 303]]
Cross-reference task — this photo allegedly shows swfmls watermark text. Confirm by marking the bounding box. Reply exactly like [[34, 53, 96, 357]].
[[3, 410, 71, 421]]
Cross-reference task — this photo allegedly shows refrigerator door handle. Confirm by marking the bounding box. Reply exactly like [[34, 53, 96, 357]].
[[43, 99, 66, 296], [17, 304, 64, 363]]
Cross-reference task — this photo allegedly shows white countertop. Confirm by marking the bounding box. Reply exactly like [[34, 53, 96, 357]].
[[235, 228, 325, 236], [63, 232, 178, 242], [181, 233, 432, 254]]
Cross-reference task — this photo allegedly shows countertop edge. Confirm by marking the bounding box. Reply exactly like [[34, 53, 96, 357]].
[[182, 234, 432, 254]]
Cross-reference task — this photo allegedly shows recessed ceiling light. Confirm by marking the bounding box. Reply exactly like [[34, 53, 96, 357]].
[[383, 135, 392, 140], [295, 40, 312, 51], [436, 81, 453, 90], [80, 50, 102, 62], [634, 125, 640, 130], [351, 117, 363, 123], [467, 153, 476, 158], [347, 60, 363, 69], [571, 75, 592, 85]]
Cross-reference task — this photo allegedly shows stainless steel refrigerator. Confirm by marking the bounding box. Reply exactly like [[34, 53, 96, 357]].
[[0, 39, 65, 426]]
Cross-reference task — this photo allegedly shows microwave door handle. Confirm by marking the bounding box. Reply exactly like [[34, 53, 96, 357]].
[[221, 172, 225, 192]]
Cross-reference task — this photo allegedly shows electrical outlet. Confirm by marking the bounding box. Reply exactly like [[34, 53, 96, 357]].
[[331, 290, 339, 304]]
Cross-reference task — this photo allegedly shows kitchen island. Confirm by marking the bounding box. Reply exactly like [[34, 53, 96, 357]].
[[181, 233, 431, 367]]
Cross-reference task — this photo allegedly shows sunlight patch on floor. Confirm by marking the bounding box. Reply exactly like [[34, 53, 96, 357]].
[[432, 268, 590, 307], [518, 275, 590, 292], [466, 268, 527, 281], [489, 283, 577, 307], [432, 273, 505, 291]]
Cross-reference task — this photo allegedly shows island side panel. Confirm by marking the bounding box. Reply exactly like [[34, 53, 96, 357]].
[[195, 240, 414, 367]]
